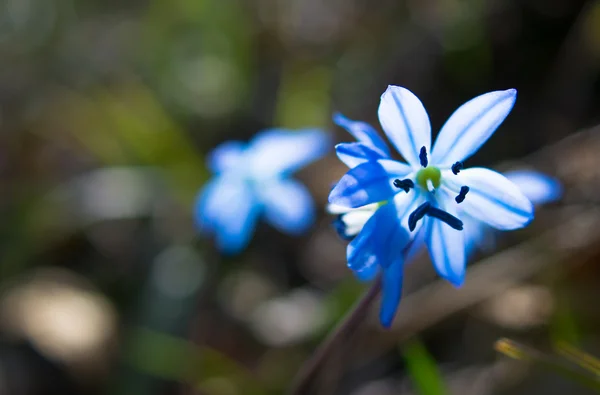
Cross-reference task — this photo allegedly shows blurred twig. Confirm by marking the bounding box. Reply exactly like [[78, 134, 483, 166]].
[[495, 338, 600, 392], [288, 276, 382, 395]]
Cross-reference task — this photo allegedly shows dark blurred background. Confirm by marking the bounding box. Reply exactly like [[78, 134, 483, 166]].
[[0, 0, 599, 394]]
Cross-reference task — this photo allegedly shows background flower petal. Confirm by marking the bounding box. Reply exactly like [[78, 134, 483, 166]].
[[328, 161, 398, 208], [335, 142, 387, 168], [505, 170, 562, 204], [378, 85, 431, 168], [379, 257, 404, 328], [259, 179, 315, 234], [248, 129, 330, 178], [207, 141, 246, 173], [195, 176, 260, 255], [431, 89, 517, 167], [448, 167, 534, 230], [425, 192, 466, 287], [333, 112, 390, 156]]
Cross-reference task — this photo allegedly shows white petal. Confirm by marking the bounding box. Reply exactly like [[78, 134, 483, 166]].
[[446, 167, 534, 230], [431, 89, 517, 167], [378, 86, 431, 168]]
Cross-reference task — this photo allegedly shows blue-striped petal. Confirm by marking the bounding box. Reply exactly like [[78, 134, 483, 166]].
[[335, 142, 387, 168], [431, 89, 517, 167], [378, 86, 431, 168], [333, 112, 390, 156], [328, 161, 398, 208], [447, 167, 534, 230], [259, 179, 315, 234]]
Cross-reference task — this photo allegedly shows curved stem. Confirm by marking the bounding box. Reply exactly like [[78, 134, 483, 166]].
[[288, 276, 382, 395]]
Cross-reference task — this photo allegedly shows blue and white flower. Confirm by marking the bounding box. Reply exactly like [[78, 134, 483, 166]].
[[195, 129, 330, 254], [330, 170, 561, 254], [328, 86, 534, 326]]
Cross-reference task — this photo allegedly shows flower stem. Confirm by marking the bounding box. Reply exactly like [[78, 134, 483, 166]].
[[288, 276, 382, 395]]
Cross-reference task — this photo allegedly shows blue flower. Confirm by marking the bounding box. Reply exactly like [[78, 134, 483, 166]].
[[463, 170, 562, 255], [195, 129, 330, 254], [328, 86, 534, 326]]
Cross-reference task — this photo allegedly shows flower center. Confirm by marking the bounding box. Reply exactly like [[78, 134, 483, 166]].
[[416, 166, 441, 190]]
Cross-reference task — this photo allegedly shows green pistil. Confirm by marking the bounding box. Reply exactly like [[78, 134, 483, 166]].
[[416, 166, 441, 190]]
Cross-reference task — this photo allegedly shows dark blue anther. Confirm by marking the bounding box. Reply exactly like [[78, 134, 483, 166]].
[[393, 178, 414, 193], [419, 146, 428, 167], [451, 161, 463, 175], [332, 216, 353, 241], [408, 202, 431, 231], [426, 207, 464, 230], [455, 186, 470, 204]]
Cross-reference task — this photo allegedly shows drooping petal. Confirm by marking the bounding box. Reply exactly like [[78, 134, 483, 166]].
[[347, 203, 410, 281], [195, 176, 260, 255], [379, 257, 404, 328], [333, 112, 390, 156], [378, 86, 432, 168], [336, 142, 387, 168], [248, 129, 330, 178], [431, 89, 517, 167], [259, 179, 315, 234], [328, 161, 399, 208], [207, 141, 246, 173], [445, 167, 534, 230], [346, 235, 380, 281], [424, 196, 466, 287], [505, 170, 562, 205]]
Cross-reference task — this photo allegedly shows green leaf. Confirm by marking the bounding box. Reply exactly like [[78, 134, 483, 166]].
[[401, 338, 448, 395]]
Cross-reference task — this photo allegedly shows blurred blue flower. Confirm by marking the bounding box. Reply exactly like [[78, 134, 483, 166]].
[[195, 129, 330, 255], [328, 86, 534, 326], [463, 170, 562, 255]]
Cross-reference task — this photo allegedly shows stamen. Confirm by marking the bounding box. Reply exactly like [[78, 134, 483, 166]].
[[426, 207, 464, 230], [419, 146, 428, 167], [408, 202, 430, 231], [455, 186, 470, 203], [451, 161, 463, 175], [393, 178, 414, 193], [332, 216, 353, 241]]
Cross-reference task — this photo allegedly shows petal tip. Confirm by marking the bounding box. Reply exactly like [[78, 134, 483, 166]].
[[379, 312, 394, 329], [332, 112, 345, 124]]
